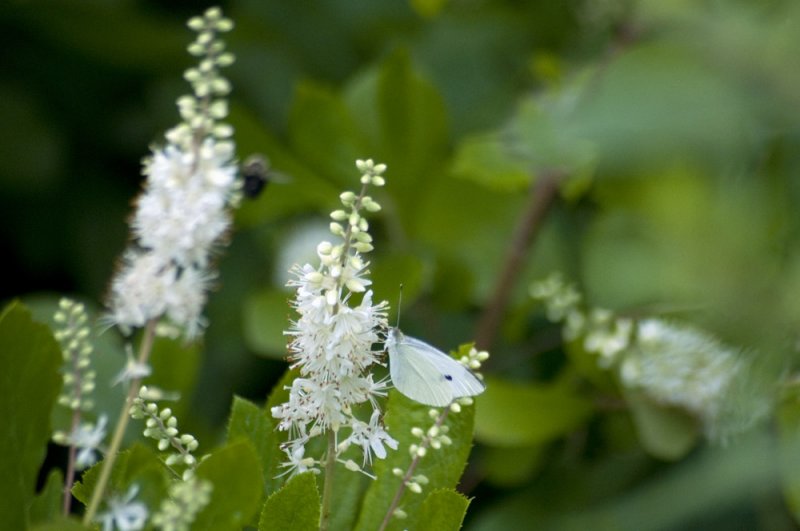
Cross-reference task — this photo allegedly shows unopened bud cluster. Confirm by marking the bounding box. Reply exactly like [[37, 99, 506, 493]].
[[459, 345, 490, 373], [328, 159, 386, 255], [53, 298, 97, 411], [151, 476, 213, 531], [170, 7, 235, 150], [130, 386, 199, 478]]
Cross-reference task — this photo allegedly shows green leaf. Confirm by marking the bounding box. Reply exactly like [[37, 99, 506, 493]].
[[451, 132, 531, 192], [410, 0, 448, 18], [28, 468, 64, 525], [343, 50, 449, 209], [287, 83, 368, 188], [71, 443, 169, 512], [370, 251, 425, 316], [0, 302, 62, 529], [625, 390, 698, 461], [354, 391, 475, 531], [229, 102, 337, 226], [571, 42, 754, 171], [243, 289, 291, 358], [258, 472, 319, 531], [474, 376, 593, 446], [374, 50, 449, 188], [482, 444, 545, 487], [778, 395, 800, 524], [193, 440, 263, 531], [417, 488, 470, 531], [325, 454, 372, 531], [226, 396, 282, 496], [29, 516, 87, 531], [415, 175, 524, 302], [148, 336, 201, 422], [22, 294, 127, 443], [507, 77, 597, 180]]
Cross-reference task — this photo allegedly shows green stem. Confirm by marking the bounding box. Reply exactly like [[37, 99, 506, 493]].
[[319, 430, 337, 531], [378, 408, 451, 531], [82, 319, 157, 524]]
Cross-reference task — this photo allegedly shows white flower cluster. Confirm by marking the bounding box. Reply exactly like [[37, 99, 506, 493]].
[[531, 272, 769, 441], [96, 485, 148, 531], [53, 415, 108, 470], [107, 7, 238, 339], [272, 159, 396, 474], [621, 318, 770, 440]]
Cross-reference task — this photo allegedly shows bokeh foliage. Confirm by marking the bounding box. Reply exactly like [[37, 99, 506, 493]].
[[3, 0, 800, 529]]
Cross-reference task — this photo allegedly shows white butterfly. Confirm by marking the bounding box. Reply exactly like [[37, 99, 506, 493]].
[[385, 327, 486, 407]]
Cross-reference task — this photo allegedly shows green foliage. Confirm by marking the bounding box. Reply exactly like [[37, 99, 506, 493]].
[[147, 336, 202, 421], [418, 488, 471, 531], [29, 516, 87, 531], [243, 290, 290, 358], [624, 390, 698, 461], [481, 445, 544, 487], [451, 132, 531, 193], [5, 1, 800, 529], [72, 443, 170, 511], [0, 302, 62, 529], [778, 393, 800, 522], [474, 375, 592, 447], [259, 473, 320, 531], [193, 440, 264, 530], [226, 396, 282, 496], [28, 469, 64, 526], [354, 391, 475, 531]]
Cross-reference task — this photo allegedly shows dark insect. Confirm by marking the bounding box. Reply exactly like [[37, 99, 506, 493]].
[[241, 154, 271, 198]]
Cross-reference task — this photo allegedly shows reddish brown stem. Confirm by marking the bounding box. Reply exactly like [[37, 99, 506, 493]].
[[474, 172, 562, 350], [62, 408, 81, 515]]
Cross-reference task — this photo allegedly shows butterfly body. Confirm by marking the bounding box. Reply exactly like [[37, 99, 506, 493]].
[[385, 327, 486, 407]]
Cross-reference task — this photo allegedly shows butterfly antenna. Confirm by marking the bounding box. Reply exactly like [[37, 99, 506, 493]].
[[395, 283, 403, 328]]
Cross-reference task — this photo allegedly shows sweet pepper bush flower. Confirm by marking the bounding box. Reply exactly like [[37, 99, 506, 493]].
[[621, 318, 770, 441], [272, 159, 396, 474], [532, 272, 771, 442], [96, 485, 148, 531], [107, 7, 238, 340]]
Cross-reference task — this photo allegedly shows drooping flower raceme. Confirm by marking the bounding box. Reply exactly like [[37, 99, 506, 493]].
[[271, 159, 396, 474], [107, 7, 238, 340], [531, 272, 771, 442]]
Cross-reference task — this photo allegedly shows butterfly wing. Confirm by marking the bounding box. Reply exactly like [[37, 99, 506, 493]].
[[388, 330, 485, 407], [402, 336, 486, 400]]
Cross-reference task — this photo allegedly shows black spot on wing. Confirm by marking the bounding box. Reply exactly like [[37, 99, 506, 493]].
[[444, 374, 453, 381]]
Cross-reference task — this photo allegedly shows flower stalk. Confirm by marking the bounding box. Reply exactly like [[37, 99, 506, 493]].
[[83, 319, 157, 524], [272, 159, 396, 527], [378, 407, 451, 531]]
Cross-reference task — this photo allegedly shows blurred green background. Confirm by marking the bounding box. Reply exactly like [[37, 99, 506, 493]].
[[3, 0, 800, 529]]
